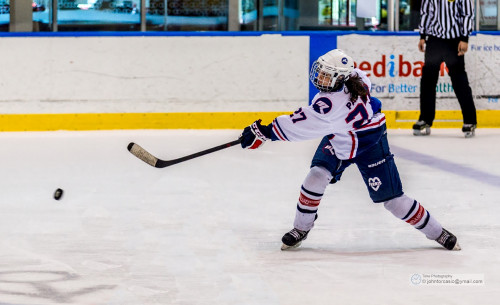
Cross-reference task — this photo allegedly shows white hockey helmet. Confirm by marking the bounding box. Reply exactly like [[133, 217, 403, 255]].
[[310, 49, 354, 92]]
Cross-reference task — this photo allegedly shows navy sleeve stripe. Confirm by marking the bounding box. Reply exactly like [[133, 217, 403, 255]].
[[272, 119, 290, 141]]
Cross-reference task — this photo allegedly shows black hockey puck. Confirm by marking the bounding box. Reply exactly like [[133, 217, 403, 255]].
[[54, 188, 64, 200]]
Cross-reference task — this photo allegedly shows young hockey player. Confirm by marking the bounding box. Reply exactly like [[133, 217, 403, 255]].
[[240, 49, 460, 251]]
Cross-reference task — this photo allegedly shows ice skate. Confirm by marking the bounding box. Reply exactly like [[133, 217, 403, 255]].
[[435, 228, 461, 250], [412, 120, 431, 136], [462, 124, 476, 138], [281, 228, 309, 250]]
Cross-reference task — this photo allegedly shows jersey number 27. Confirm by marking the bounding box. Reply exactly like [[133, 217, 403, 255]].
[[290, 107, 307, 123], [345, 103, 369, 129]]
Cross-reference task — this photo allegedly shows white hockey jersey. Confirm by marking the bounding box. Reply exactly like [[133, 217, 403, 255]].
[[270, 69, 386, 160]]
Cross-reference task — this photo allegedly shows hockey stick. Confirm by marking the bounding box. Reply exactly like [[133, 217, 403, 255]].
[[127, 138, 242, 168]]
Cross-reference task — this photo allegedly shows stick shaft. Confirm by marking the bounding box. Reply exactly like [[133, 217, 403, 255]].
[[128, 138, 242, 168]]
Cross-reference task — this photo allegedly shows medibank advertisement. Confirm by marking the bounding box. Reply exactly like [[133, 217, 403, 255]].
[[338, 34, 500, 110]]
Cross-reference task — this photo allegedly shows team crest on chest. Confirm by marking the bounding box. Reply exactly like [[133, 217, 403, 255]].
[[313, 97, 333, 114]]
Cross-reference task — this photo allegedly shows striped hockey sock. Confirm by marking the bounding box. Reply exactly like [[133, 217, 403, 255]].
[[384, 194, 442, 240], [293, 166, 332, 231]]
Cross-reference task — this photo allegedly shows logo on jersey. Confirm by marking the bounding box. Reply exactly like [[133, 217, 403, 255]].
[[368, 177, 382, 191], [341, 57, 348, 65], [313, 97, 333, 114]]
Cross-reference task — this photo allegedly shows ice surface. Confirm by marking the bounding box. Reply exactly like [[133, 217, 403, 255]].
[[0, 129, 499, 304]]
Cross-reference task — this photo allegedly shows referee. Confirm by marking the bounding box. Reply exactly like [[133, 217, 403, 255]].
[[413, 0, 477, 138]]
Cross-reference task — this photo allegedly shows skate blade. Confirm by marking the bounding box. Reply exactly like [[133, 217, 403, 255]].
[[452, 242, 462, 251], [281, 241, 302, 251], [464, 132, 475, 138], [413, 129, 431, 136]]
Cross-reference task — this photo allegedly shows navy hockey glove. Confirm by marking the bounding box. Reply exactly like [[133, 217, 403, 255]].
[[241, 119, 272, 149]]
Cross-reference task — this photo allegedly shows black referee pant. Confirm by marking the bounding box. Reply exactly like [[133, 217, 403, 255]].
[[419, 35, 477, 125]]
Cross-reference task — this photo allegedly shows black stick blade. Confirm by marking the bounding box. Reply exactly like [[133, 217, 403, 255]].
[[127, 142, 159, 167]]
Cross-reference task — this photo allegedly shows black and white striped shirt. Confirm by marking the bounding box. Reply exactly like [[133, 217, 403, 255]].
[[419, 0, 474, 42]]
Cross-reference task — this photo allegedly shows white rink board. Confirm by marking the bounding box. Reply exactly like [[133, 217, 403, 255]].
[[0, 34, 499, 114], [0, 35, 309, 113]]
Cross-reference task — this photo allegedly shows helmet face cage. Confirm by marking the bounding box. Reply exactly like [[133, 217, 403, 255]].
[[309, 61, 350, 92]]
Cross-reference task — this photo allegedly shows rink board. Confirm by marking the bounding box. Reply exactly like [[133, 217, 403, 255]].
[[0, 110, 498, 131]]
